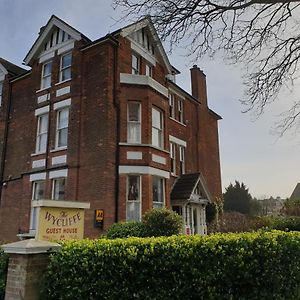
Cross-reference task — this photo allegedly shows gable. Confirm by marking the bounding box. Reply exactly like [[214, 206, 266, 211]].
[[119, 17, 178, 76], [24, 15, 89, 66]]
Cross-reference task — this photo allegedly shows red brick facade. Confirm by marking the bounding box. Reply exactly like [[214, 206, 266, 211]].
[[0, 16, 222, 241]]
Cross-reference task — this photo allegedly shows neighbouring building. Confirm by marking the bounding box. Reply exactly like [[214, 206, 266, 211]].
[[0, 15, 222, 242]]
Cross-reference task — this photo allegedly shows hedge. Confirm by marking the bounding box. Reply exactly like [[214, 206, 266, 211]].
[[0, 248, 8, 300], [41, 231, 300, 300]]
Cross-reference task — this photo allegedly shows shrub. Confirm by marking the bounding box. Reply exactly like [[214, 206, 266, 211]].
[[142, 208, 183, 237], [41, 231, 300, 300], [105, 221, 146, 239], [0, 248, 8, 300], [267, 216, 300, 231]]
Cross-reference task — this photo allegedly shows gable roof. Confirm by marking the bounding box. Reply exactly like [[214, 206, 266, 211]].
[[24, 15, 91, 66], [116, 17, 178, 75], [290, 183, 300, 199], [0, 58, 26, 77], [171, 173, 213, 203]]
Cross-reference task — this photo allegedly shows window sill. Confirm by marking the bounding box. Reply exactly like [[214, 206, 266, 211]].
[[17, 232, 35, 240], [55, 79, 71, 86], [36, 87, 51, 94], [119, 142, 170, 154], [169, 117, 186, 127], [31, 151, 46, 157], [50, 147, 67, 153]]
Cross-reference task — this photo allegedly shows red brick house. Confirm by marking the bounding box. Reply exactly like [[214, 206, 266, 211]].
[[0, 15, 222, 241]]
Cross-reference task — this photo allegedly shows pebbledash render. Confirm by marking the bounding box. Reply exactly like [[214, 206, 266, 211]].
[[0, 15, 222, 242]]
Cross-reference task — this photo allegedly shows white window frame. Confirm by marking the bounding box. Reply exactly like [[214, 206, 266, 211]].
[[55, 107, 69, 149], [178, 98, 184, 123], [41, 61, 52, 89], [179, 146, 185, 175], [35, 113, 48, 154], [152, 107, 164, 149], [0, 81, 3, 106], [169, 93, 175, 118], [152, 176, 165, 208], [126, 175, 142, 221], [127, 102, 141, 144], [60, 52, 72, 82], [145, 63, 153, 77], [52, 177, 66, 200], [132, 53, 140, 75], [170, 142, 176, 175], [30, 180, 45, 232]]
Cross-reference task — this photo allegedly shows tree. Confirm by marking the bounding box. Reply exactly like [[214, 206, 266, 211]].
[[223, 181, 252, 214], [114, 0, 300, 133]]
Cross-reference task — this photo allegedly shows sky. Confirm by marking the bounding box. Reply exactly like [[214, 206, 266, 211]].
[[0, 0, 299, 199]]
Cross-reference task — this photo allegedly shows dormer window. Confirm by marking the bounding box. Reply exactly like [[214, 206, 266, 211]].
[[132, 53, 140, 75], [0, 81, 3, 106], [41, 61, 52, 89], [60, 52, 72, 82]]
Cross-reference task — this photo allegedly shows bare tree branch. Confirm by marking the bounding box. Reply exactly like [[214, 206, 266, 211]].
[[113, 0, 300, 135]]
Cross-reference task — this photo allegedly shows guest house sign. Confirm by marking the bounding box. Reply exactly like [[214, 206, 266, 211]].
[[33, 200, 90, 241]]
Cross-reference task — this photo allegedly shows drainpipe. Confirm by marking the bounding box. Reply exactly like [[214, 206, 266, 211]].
[[112, 37, 120, 223], [0, 77, 12, 203]]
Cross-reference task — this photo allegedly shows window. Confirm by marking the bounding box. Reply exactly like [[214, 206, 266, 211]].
[[170, 142, 176, 175], [52, 178, 65, 200], [179, 146, 185, 175], [60, 53, 72, 82], [152, 176, 164, 208], [0, 81, 3, 106], [169, 93, 175, 118], [30, 181, 45, 231], [36, 113, 48, 153], [127, 175, 141, 221], [132, 53, 140, 75], [152, 107, 163, 148], [56, 107, 69, 148], [127, 102, 141, 143], [178, 99, 184, 123], [145, 63, 152, 77], [41, 61, 52, 89]]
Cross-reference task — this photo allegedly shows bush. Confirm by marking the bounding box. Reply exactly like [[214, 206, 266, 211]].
[[266, 216, 300, 231], [0, 248, 8, 300], [41, 231, 300, 300], [105, 221, 146, 239], [142, 208, 183, 237]]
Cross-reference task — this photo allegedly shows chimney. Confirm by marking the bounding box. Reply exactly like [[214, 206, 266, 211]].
[[190, 65, 208, 106]]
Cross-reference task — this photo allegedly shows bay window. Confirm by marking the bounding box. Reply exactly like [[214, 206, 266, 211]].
[[127, 102, 141, 143], [152, 107, 163, 148], [127, 175, 141, 221], [152, 176, 164, 208]]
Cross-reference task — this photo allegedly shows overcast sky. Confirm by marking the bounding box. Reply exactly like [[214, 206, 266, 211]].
[[0, 0, 299, 199]]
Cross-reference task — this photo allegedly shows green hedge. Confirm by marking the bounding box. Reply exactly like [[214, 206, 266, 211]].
[[0, 248, 8, 300], [41, 231, 300, 299]]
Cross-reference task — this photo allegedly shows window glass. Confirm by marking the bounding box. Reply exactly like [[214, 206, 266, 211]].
[[127, 102, 141, 143], [56, 108, 69, 148], [169, 93, 175, 118], [152, 176, 164, 208], [60, 53, 72, 81], [30, 181, 45, 231], [127, 175, 141, 221], [36, 114, 48, 153], [52, 178, 65, 200], [132, 54, 139, 75], [152, 108, 163, 148], [170, 142, 176, 175], [179, 146, 185, 175], [178, 99, 184, 123], [41, 61, 52, 89]]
